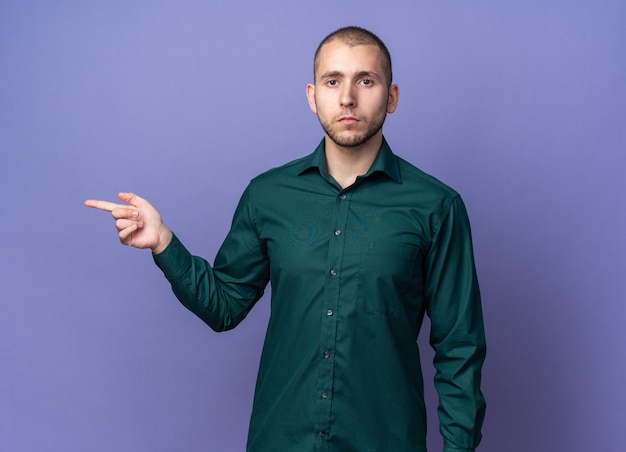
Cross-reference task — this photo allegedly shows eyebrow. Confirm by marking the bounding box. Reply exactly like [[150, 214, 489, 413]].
[[319, 70, 382, 81]]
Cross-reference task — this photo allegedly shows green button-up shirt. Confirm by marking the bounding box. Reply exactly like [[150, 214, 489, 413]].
[[154, 138, 486, 452]]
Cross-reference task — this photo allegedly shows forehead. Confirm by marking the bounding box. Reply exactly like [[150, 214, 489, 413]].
[[315, 41, 385, 78]]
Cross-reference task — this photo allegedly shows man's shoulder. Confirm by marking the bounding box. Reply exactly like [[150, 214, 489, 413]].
[[391, 154, 469, 231], [395, 154, 460, 201], [249, 152, 315, 187]]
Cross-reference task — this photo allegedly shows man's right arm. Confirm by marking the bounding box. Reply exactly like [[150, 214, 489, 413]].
[[85, 189, 270, 332], [151, 186, 270, 331]]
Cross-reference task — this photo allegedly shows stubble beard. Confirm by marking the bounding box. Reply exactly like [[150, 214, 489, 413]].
[[319, 112, 387, 148]]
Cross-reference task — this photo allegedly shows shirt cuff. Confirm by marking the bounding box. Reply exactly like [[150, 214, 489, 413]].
[[152, 233, 192, 280]]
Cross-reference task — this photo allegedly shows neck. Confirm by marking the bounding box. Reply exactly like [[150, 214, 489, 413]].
[[324, 133, 383, 188]]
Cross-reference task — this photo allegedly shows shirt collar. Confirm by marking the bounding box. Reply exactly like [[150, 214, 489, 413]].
[[297, 137, 402, 184]]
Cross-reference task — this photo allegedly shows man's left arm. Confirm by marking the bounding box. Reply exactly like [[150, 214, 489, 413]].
[[424, 195, 486, 452]]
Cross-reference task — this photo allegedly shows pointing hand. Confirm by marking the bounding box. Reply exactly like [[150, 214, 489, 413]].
[[85, 192, 172, 254]]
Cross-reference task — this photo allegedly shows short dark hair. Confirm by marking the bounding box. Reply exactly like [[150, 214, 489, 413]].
[[313, 26, 393, 87]]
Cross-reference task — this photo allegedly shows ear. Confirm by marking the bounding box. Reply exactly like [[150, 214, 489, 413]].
[[387, 84, 399, 114], [306, 83, 317, 114]]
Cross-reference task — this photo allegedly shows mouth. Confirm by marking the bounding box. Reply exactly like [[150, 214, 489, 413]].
[[338, 116, 360, 125]]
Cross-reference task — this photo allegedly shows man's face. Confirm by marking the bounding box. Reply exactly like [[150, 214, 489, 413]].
[[307, 40, 398, 149]]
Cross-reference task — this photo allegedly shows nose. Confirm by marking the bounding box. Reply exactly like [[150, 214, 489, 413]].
[[339, 84, 356, 108]]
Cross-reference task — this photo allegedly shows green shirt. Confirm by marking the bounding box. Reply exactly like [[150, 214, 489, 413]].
[[154, 138, 486, 452]]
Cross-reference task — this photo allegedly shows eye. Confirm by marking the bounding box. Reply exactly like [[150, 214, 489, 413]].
[[327, 79, 339, 87], [360, 79, 374, 86]]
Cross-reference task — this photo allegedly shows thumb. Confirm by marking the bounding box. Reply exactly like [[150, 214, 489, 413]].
[[118, 192, 141, 207]]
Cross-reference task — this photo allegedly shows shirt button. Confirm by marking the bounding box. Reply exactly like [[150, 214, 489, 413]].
[[340, 194, 347, 200], [326, 309, 333, 316], [334, 230, 341, 236], [321, 392, 328, 399], [323, 351, 330, 358], [320, 432, 326, 439], [330, 269, 337, 276]]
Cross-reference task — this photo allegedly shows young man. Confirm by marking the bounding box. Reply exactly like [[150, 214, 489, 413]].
[[86, 26, 486, 451]]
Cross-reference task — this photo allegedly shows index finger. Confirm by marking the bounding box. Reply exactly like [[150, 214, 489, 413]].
[[84, 199, 128, 212]]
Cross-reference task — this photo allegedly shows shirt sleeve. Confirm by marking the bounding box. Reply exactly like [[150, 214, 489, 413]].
[[424, 195, 486, 451], [153, 186, 270, 332]]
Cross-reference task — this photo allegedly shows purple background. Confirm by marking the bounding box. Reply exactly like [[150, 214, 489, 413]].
[[1, 1, 625, 451]]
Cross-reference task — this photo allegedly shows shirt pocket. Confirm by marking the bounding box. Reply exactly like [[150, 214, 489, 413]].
[[357, 239, 421, 316]]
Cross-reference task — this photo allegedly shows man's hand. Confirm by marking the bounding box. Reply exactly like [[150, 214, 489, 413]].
[[84, 192, 172, 254]]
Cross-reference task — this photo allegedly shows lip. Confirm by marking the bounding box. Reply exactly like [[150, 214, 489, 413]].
[[338, 116, 359, 124]]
